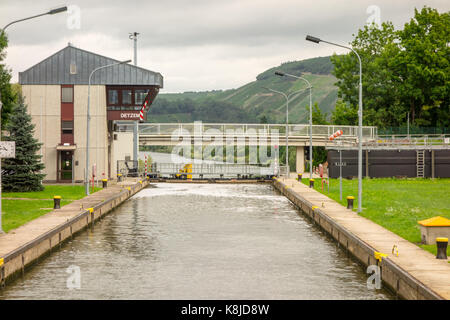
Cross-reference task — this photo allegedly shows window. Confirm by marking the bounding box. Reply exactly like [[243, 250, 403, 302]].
[[108, 90, 119, 104], [135, 89, 148, 105], [61, 87, 73, 103], [122, 90, 132, 104], [62, 121, 74, 135]]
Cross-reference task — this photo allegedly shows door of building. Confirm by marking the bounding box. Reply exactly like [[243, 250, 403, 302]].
[[59, 151, 73, 181]]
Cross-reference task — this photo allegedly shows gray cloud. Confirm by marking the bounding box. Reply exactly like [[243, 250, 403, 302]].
[[1, 0, 449, 92]]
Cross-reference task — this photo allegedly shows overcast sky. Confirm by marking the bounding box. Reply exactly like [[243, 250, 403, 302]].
[[1, 0, 448, 93]]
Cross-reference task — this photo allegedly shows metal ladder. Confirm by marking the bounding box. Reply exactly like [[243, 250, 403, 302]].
[[416, 150, 425, 178]]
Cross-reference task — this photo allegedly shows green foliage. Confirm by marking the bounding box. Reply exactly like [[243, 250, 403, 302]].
[[331, 7, 450, 128], [148, 97, 253, 123], [259, 115, 268, 124], [311, 102, 329, 125], [310, 102, 329, 166], [2, 94, 45, 192], [256, 56, 334, 80], [331, 100, 358, 125], [0, 32, 15, 127]]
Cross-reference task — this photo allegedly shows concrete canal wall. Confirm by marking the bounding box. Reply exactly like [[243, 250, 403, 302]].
[[272, 177, 449, 300], [0, 179, 149, 286]]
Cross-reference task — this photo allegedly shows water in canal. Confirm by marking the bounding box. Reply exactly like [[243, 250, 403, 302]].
[[0, 184, 394, 299]]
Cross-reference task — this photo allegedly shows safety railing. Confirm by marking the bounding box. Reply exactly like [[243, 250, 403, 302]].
[[364, 134, 450, 148], [114, 122, 378, 141], [149, 162, 279, 178]]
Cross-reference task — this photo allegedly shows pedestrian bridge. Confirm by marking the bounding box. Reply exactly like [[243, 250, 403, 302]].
[[115, 122, 377, 174], [115, 122, 377, 147]]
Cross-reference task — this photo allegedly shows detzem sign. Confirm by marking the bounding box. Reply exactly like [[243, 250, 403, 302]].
[[107, 111, 142, 121]]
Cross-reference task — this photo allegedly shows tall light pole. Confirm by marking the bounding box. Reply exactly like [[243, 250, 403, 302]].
[[0, 6, 67, 232], [306, 35, 363, 213], [85, 60, 131, 195], [262, 86, 309, 178], [275, 71, 313, 179]]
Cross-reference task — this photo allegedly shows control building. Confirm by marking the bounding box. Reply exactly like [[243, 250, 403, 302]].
[[19, 44, 163, 182]]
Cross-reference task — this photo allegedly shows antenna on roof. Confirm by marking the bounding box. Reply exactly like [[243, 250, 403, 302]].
[[128, 32, 139, 66]]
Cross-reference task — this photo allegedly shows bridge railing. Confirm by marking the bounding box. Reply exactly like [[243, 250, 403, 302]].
[[116, 122, 378, 141], [150, 162, 279, 178]]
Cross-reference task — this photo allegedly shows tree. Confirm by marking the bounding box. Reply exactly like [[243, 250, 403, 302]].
[[393, 7, 450, 127], [259, 115, 268, 124], [311, 102, 329, 125], [308, 102, 329, 166], [330, 7, 449, 128], [331, 100, 358, 125], [0, 32, 15, 127], [2, 94, 45, 192]]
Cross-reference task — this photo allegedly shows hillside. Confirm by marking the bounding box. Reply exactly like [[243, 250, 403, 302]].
[[148, 56, 338, 123]]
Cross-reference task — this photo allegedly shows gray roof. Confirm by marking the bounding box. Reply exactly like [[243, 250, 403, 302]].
[[19, 44, 163, 87]]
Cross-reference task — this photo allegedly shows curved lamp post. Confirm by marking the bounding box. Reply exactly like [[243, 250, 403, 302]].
[[1, 6, 67, 35], [306, 35, 363, 213], [85, 60, 132, 195], [275, 71, 313, 178], [0, 6, 67, 233], [261, 86, 309, 178]]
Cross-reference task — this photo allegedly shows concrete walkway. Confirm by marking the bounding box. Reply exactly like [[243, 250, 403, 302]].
[[278, 176, 450, 300], [0, 179, 141, 258]]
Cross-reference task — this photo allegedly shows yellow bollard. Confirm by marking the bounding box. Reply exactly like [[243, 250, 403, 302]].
[[53, 196, 61, 209], [346, 196, 355, 210]]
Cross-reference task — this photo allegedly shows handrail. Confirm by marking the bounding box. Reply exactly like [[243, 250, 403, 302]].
[[115, 122, 378, 140]]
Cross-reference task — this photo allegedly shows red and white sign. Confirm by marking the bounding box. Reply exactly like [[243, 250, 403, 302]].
[[139, 92, 152, 121]]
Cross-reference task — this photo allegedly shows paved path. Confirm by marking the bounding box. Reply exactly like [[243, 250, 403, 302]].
[[0, 179, 140, 258], [279, 176, 450, 299]]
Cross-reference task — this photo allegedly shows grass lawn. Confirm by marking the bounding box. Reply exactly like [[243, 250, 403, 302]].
[[1, 185, 101, 233], [3, 185, 100, 200], [301, 177, 450, 256]]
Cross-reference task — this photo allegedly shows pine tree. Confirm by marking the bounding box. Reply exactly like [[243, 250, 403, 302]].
[[2, 94, 45, 192]]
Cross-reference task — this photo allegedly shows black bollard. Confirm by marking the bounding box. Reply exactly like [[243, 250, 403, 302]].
[[347, 196, 355, 209], [298, 173, 302, 181], [436, 238, 448, 259], [53, 196, 61, 209], [102, 179, 108, 188], [309, 179, 314, 188]]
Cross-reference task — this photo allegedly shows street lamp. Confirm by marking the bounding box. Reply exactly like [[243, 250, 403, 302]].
[[1, 6, 68, 34], [0, 6, 68, 233], [306, 34, 363, 213], [275, 71, 313, 179], [85, 60, 131, 195], [261, 86, 309, 178]]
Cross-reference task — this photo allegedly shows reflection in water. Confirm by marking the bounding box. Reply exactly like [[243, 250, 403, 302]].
[[0, 184, 393, 300]]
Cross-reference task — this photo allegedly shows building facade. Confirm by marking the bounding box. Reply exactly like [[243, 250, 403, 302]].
[[19, 44, 163, 182]]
